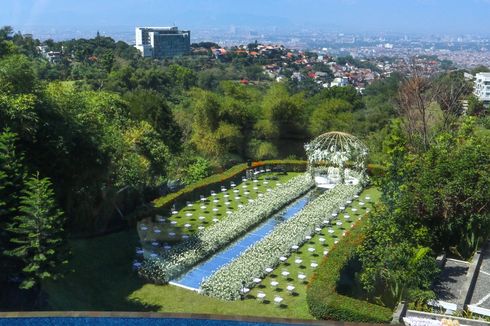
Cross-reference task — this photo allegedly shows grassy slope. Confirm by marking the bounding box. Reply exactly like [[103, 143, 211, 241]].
[[44, 183, 379, 320], [44, 226, 316, 318]]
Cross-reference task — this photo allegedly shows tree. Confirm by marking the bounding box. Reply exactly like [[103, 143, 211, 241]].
[[470, 65, 490, 74], [261, 83, 306, 140], [0, 130, 24, 284], [310, 85, 364, 111], [0, 26, 16, 58], [397, 75, 433, 151], [309, 98, 353, 136], [467, 94, 486, 116], [183, 157, 212, 185], [123, 89, 182, 152], [98, 50, 114, 73], [0, 26, 13, 40], [0, 54, 38, 95], [432, 71, 471, 129], [6, 173, 69, 291]]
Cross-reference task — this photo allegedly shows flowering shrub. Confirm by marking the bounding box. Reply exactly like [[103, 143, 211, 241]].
[[200, 184, 362, 300], [138, 174, 314, 283]]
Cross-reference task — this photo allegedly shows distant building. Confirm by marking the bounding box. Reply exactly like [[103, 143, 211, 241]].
[[37, 45, 62, 64], [134, 26, 190, 59], [330, 77, 349, 87], [474, 72, 490, 105]]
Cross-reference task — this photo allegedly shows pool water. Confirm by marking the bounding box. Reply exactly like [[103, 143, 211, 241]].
[[171, 191, 318, 290], [0, 317, 303, 326]]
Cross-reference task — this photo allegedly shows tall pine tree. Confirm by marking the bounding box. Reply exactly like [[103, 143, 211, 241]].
[[6, 173, 69, 290], [0, 129, 24, 284]]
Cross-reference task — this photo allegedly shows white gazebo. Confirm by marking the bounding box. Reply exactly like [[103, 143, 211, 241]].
[[305, 131, 368, 189]]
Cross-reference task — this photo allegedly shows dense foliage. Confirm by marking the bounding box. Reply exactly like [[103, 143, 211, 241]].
[[357, 118, 490, 307]]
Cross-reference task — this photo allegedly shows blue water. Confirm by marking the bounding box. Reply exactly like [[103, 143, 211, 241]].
[[172, 192, 315, 290], [0, 317, 303, 326]]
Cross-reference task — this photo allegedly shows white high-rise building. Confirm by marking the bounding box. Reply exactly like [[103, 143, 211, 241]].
[[474, 72, 490, 105], [134, 27, 190, 59]]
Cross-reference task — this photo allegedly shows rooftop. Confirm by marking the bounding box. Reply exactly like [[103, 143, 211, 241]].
[[476, 72, 490, 78], [136, 27, 179, 31]]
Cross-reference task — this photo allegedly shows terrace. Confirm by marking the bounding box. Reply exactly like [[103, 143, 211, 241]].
[[172, 191, 318, 290], [43, 167, 381, 319], [221, 187, 379, 308], [134, 132, 374, 308], [135, 171, 300, 263]]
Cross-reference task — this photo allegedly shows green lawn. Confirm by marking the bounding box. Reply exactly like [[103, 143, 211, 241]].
[[137, 172, 300, 247], [43, 181, 379, 320]]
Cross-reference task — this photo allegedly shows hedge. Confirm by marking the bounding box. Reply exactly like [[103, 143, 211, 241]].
[[306, 217, 393, 323]]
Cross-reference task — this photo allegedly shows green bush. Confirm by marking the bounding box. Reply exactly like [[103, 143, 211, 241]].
[[367, 163, 386, 177], [306, 218, 393, 323]]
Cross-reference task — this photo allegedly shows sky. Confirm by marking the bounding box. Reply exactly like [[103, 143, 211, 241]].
[[2, 0, 490, 35]]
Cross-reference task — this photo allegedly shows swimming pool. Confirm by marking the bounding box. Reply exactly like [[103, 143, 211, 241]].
[[0, 317, 305, 326]]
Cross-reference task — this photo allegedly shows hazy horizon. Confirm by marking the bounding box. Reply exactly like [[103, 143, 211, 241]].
[[3, 0, 490, 37]]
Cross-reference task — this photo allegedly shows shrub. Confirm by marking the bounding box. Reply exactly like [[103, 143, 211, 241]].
[[367, 163, 386, 177], [183, 157, 213, 185], [306, 218, 393, 323]]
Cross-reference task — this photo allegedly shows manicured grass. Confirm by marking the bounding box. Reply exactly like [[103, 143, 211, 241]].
[[44, 184, 379, 320], [137, 172, 300, 251], [43, 224, 315, 318]]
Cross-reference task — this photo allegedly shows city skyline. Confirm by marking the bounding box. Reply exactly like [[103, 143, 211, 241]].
[[3, 0, 490, 35]]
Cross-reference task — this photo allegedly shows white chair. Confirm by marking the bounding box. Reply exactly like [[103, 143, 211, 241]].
[[270, 280, 279, 289], [257, 292, 266, 302], [274, 296, 283, 305]]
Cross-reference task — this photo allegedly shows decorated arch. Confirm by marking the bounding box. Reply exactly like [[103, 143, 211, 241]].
[[304, 131, 368, 188]]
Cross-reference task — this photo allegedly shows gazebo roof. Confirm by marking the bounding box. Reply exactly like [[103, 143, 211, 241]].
[[305, 131, 368, 170]]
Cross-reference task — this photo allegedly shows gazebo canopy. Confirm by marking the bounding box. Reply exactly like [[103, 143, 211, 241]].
[[304, 131, 368, 187]]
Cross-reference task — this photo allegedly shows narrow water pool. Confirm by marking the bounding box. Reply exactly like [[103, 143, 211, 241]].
[[171, 191, 319, 290]]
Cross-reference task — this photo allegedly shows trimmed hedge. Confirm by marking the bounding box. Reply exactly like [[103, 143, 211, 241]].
[[152, 160, 307, 210], [306, 217, 393, 323]]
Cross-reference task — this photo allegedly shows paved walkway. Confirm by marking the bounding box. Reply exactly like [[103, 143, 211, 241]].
[[433, 258, 470, 304], [470, 244, 490, 310]]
